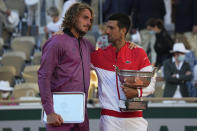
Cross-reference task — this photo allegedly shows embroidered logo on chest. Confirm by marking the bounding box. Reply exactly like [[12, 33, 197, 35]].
[[125, 60, 131, 64]]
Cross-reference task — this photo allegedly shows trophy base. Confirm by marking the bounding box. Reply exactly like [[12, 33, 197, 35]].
[[125, 101, 147, 110]]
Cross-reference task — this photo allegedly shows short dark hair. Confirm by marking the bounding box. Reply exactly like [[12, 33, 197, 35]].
[[108, 13, 131, 35], [146, 18, 164, 29]]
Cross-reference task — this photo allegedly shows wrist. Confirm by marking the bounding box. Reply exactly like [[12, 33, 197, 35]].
[[137, 88, 142, 97]]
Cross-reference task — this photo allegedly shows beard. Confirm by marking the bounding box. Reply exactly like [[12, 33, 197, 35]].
[[73, 24, 88, 37]]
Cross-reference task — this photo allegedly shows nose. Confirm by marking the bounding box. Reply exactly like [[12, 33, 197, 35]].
[[87, 19, 92, 26], [106, 28, 110, 34]]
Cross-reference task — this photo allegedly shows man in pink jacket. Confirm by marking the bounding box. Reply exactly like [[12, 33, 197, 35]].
[[38, 3, 95, 131]]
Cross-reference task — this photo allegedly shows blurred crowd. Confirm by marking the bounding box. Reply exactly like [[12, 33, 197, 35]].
[[0, 0, 197, 104]]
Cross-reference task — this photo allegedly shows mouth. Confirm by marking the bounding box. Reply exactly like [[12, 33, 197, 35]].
[[82, 27, 88, 32]]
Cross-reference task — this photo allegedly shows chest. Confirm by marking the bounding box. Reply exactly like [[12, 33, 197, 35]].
[[99, 49, 142, 71], [59, 40, 90, 65]]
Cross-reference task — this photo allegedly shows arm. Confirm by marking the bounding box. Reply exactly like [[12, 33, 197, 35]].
[[178, 63, 193, 81], [38, 41, 63, 126], [163, 60, 181, 84], [163, 60, 192, 84], [138, 49, 155, 97], [139, 66, 156, 97], [38, 41, 58, 115], [123, 48, 155, 98], [122, 66, 155, 98]]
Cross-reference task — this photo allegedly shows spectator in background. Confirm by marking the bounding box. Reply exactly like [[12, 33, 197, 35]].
[[0, 0, 10, 37], [174, 0, 197, 57], [102, 0, 134, 22], [175, 36, 197, 97], [194, 65, 197, 88], [44, 7, 61, 39], [0, 0, 19, 48], [24, 0, 39, 36], [131, 0, 166, 63], [0, 81, 16, 106], [146, 18, 173, 68], [96, 24, 110, 49], [163, 43, 192, 99]]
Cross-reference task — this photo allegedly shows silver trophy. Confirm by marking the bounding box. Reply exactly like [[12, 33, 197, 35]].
[[114, 65, 156, 111]]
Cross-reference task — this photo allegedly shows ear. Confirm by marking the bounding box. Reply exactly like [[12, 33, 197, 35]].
[[120, 27, 127, 36]]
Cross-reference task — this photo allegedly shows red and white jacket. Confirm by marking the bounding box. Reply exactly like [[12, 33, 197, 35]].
[[91, 42, 155, 118]]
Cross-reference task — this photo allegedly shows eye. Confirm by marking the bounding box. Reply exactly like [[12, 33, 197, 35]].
[[107, 26, 113, 30]]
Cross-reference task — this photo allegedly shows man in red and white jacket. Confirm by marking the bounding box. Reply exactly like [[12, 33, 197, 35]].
[[91, 13, 156, 131]]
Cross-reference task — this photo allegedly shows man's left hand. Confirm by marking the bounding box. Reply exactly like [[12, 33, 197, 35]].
[[127, 41, 138, 49], [122, 86, 138, 99]]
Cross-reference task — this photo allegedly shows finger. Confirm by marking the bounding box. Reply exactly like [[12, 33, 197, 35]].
[[54, 120, 61, 127], [123, 86, 129, 90], [57, 121, 62, 126], [50, 122, 58, 126], [58, 115, 64, 123]]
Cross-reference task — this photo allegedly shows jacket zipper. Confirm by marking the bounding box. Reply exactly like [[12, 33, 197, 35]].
[[115, 51, 121, 100], [78, 39, 86, 93]]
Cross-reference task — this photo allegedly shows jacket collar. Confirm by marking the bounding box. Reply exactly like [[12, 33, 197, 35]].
[[63, 28, 82, 40]]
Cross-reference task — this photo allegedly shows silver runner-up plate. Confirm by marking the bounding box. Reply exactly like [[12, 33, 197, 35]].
[[42, 92, 85, 123]]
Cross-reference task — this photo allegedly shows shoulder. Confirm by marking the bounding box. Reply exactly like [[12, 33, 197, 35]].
[[131, 45, 147, 56], [92, 45, 113, 56], [184, 61, 191, 67], [82, 37, 92, 45], [134, 45, 146, 52], [42, 34, 71, 50], [82, 37, 96, 50], [163, 58, 172, 65]]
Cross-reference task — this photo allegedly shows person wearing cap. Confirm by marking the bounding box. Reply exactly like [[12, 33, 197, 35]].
[[163, 43, 193, 98], [0, 81, 16, 106]]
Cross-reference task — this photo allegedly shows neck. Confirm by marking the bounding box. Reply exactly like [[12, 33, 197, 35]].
[[70, 28, 80, 39], [175, 59, 180, 66], [53, 17, 59, 23]]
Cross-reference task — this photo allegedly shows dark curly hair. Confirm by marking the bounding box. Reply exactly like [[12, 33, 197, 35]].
[[61, 2, 94, 31]]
